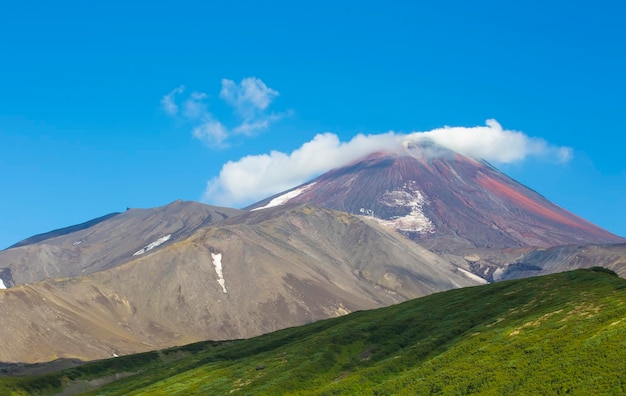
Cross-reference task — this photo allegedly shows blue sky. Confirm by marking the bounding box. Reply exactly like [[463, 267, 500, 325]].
[[1, 0, 625, 249]]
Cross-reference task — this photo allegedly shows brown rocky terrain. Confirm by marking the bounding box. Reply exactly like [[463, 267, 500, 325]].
[[0, 204, 480, 363], [496, 243, 626, 280], [0, 200, 242, 287]]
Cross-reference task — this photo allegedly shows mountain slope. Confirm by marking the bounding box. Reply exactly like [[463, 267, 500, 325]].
[[0, 200, 243, 287], [0, 204, 480, 363], [248, 146, 625, 251], [497, 243, 626, 281], [2, 268, 625, 395]]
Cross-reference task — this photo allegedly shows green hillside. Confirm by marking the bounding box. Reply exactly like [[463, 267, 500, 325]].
[[2, 267, 626, 395]]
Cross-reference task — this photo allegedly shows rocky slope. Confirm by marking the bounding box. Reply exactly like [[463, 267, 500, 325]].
[[0, 200, 242, 287], [497, 243, 626, 281], [0, 204, 480, 363]]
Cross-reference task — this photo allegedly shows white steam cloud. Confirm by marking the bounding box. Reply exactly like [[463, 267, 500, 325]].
[[408, 119, 573, 163], [203, 119, 573, 207], [161, 77, 285, 147]]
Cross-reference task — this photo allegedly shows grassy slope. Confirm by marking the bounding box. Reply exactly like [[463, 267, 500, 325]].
[[2, 267, 625, 395]]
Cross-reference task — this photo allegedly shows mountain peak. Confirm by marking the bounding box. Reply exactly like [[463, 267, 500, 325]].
[[249, 150, 625, 250]]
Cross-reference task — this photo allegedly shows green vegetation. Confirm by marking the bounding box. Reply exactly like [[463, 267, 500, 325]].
[[2, 267, 626, 395]]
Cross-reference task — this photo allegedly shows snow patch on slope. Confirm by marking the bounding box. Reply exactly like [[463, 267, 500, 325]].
[[363, 181, 435, 234], [0, 279, 6, 289], [133, 234, 172, 256], [251, 182, 316, 211], [211, 252, 227, 293], [492, 267, 505, 281], [457, 267, 488, 284]]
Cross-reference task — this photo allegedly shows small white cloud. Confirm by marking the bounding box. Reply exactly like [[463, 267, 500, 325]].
[[182, 92, 209, 119], [232, 112, 286, 135], [162, 77, 284, 147], [557, 146, 574, 163], [161, 86, 185, 116], [166, 89, 226, 147], [220, 77, 283, 135], [192, 120, 228, 148], [220, 77, 279, 116], [202, 120, 572, 207]]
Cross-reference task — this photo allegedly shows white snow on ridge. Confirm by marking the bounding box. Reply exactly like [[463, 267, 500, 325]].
[[133, 234, 172, 256], [211, 252, 227, 293], [251, 183, 316, 211], [457, 267, 488, 284], [0, 278, 6, 289]]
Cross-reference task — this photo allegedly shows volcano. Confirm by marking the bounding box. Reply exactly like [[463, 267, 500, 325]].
[[248, 143, 625, 252], [1, 144, 623, 364]]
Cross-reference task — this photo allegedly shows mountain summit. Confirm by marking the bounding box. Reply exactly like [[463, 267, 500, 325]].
[[248, 143, 625, 251]]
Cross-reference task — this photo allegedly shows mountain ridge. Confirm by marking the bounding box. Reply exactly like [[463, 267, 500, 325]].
[[0, 200, 243, 287], [6, 212, 122, 250]]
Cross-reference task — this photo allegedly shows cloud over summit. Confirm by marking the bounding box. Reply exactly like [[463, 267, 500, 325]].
[[408, 119, 573, 163], [203, 120, 573, 207]]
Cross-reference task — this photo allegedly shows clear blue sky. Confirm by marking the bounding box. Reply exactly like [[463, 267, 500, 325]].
[[1, 0, 625, 249]]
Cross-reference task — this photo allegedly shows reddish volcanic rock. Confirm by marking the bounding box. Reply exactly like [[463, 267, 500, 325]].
[[248, 147, 625, 251]]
